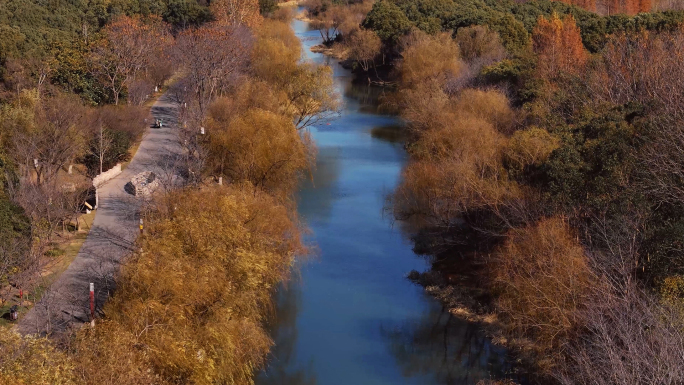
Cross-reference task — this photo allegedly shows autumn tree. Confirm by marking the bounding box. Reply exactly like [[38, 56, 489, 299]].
[[492, 217, 597, 363], [603, 0, 652, 14], [251, 20, 302, 86], [205, 103, 313, 197], [1, 90, 86, 185], [399, 31, 464, 89], [284, 64, 340, 130], [347, 28, 382, 73], [72, 186, 305, 383], [392, 87, 522, 231], [532, 13, 589, 80], [211, 0, 263, 28], [90, 15, 170, 105], [175, 23, 253, 115], [454, 25, 506, 69], [0, 328, 77, 384]]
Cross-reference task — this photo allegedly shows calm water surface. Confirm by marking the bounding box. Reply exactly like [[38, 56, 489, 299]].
[[255, 17, 516, 385]]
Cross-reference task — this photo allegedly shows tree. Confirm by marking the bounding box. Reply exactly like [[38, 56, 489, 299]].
[[205, 104, 313, 197], [90, 15, 170, 105], [0, 328, 77, 384], [362, 0, 412, 44], [283, 64, 340, 130], [559, 0, 597, 12], [399, 31, 464, 89], [2, 91, 87, 185], [347, 28, 381, 73], [454, 25, 506, 69], [492, 217, 596, 361], [210, 0, 263, 27], [532, 13, 589, 79], [73, 186, 305, 383], [175, 23, 253, 115]]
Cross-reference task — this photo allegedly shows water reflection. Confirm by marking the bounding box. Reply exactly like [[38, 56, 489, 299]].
[[259, 284, 317, 385], [383, 303, 516, 384], [256, 16, 516, 385]]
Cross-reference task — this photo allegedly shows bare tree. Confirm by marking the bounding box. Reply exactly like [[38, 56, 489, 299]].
[[175, 23, 253, 116], [8, 95, 87, 185]]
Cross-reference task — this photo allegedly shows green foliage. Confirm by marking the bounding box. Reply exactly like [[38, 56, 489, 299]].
[[163, 0, 213, 28], [541, 104, 644, 215], [51, 41, 112, 105], [362, 1, 412, 43], [259, 0, 280, 15], [362, 0, 684, 56]]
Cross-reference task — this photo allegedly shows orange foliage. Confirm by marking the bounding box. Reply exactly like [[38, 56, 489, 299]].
[[532, 13, 589, 79], [492, 217, 596, 359], [604, 0, 652, 14]]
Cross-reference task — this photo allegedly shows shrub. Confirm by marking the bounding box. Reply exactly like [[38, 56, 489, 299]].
[[492, 217, 596, 357], [505, 127, 559, 170], [399, 31, 464, 89]]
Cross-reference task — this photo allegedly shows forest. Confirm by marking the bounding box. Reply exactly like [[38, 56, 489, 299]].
[[300, 0, 684, 383], [0, 0, 336, 383], [2, 0, 684, 383]]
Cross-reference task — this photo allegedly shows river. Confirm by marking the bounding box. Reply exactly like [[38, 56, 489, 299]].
[[255, 17, 516, 385]]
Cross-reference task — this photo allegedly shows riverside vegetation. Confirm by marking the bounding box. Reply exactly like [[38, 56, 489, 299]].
[[0, 0, 338, 383], [302, 0, 684, 383]]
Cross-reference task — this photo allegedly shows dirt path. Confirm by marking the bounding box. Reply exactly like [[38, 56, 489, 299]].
[[17, 92, 183, 336]]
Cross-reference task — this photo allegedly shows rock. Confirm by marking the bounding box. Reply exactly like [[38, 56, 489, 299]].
[[131, 171, 159, 196]]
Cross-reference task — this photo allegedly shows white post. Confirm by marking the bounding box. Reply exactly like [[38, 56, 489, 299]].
[[218, 177, 222, 185], [68, 164, 73, 174], [89, 283, 95, 327], [200, 127, 205, 135]]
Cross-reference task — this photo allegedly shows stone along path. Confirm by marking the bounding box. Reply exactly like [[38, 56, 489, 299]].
[[17, 92, 183, 335]]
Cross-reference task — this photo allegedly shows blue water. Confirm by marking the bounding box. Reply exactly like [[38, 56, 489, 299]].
[[255, 17, 514, 385]]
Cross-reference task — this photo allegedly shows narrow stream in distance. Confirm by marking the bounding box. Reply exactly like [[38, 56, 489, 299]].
[[255, 17, 516, 385]]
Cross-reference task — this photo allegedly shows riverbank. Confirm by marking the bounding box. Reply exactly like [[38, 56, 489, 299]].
[[255, 15, 519, 385]]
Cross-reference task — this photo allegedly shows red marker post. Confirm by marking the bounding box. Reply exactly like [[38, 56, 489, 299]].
[[19, 289, 22, 306], [89, 283, 95, 327]]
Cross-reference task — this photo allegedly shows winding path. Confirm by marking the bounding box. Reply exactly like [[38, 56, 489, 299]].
[[17, 92, 182, 335]]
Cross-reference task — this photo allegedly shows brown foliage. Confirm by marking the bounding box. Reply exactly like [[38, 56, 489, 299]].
[[590, 31, 684, 207], [392, 89, 522, 229], [532, 13, 589, 80], [505, 127, 559, 169], [205, 104, 314, 198], [91, 15, 171, 105], [211, 0, 263, 28], [1, 91, 87, 185], [88, 186, 304, 384], [0, 328, 76, 384], [602, 0, 652, 14], [454, 25, 507, 68], [175, 23, 253, 114], [492, 217, 596, 360], [559, 0, 597, 12], [557, 288, 684, 385], [399, 31, 464, 89], [347, 28, 382, 72], [452, 88, 517, 134], [251, 20, 301, 87]]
